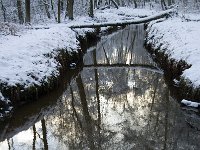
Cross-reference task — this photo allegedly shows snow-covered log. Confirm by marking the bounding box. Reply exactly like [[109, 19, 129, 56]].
[[70, 8, 176, 29], [181, 99, 200, 108]]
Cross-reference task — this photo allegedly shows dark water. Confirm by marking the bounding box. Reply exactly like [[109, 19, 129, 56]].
[[1, 25, 200, 150]]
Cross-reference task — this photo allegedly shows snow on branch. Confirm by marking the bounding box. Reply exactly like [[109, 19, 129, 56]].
[[70, 8, 176, 29]]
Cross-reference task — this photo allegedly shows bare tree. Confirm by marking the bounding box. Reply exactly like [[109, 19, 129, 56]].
[[41, 119, 48, 150], [161, 0, 167, 10], [76, 74, 95, 149], [43, 0, 51, 19], [167, 0, 175, 6], [32, 125, 36, 150], [25, 0, 31, 23], [67, 0, 74, 20], [61, 0, 64, 11], [51, 0, 57, 21], [94, 0, 97, 8], [133, 0, 137, 8], [89, 0, 94, 18], [0, 0, 6, 22], [17, 0, 24, 24], [57, 0, 61, 23], [110, 0, 119, 9]]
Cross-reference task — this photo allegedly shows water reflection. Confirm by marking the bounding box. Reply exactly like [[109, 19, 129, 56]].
[[1, 25, 200, 150]]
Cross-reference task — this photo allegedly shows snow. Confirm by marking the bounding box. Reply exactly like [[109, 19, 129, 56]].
[[95, 7, 157, 21], [0, 92, 5, 101], [147, 17, 200, 87], [181, 99, 200, 108], [68, 7, 157, 26], [70, 8, 174, 28], [182, 13, 200, 21], [0, 25, 78, 87], [0, 7, 157, 109]]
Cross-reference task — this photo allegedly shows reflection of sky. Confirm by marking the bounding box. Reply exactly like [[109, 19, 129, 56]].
[[0, 69, 164, 149], [0, 120, 68, 150], [84, 25, 157, 67], [100, 82, 153, 134], [0, 123, 38, 150]]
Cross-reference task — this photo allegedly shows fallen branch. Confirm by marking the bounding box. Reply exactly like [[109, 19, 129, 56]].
[[70, 8, 176, 29]]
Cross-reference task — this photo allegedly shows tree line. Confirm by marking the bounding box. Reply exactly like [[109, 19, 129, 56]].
[[0, 0, 199, 24]]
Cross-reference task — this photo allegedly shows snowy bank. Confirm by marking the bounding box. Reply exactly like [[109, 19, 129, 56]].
[[147, 17, 200, 88], [0, 25, 77, 87], [0, 7, 157, 119]]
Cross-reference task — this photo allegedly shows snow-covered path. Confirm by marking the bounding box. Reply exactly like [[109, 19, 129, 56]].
[[147, 18, 200, 87]]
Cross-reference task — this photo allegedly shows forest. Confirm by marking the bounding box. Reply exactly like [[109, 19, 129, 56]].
[[0, 0, 199, 25]]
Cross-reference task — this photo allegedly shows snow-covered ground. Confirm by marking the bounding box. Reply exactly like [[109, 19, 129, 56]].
[[147, 17, 200, 88], [0, 25, 77, 87], [0, 7, 157, 113]]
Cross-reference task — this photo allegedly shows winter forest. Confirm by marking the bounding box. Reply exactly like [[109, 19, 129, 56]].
[[0, 0, 200, 25], [1, 0, 200, 149]]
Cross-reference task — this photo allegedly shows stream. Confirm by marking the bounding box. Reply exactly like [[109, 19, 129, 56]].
[[0, 25, 200, 150]]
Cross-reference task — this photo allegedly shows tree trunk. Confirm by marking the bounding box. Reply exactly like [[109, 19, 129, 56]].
[[58, 0, 61, 23], [32, 125, 36, 150], [94, 0, 97, 9], [168, 0, 171, 6], [76, 74, 95, 150], [93, 42, 102, 150], [43, 0, 51, 19], [61, 0, 64, 11], [67, 0, 74, 20], [134, 0, 137, 8], [98, 0, 102, 6], [161, 0, 167, 10], [143, 0, 145, 7], [51, 0, 57, 21], [0, 0, 6, 22], [115, 0, 119, 5], [41, 119, 48, 150], [105, 0, 108, 5], [89, 0, 94, 18], [17, 0, 24, 24], [25, 0, 31, 23], [121, 0, 125, 6], [167, 0, 174, 6], [183, 0, 188, 7], [110, 0, 119, 9]]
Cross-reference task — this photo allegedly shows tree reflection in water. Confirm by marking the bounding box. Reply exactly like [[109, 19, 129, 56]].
[[1, 25, 200, 150]]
